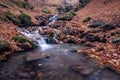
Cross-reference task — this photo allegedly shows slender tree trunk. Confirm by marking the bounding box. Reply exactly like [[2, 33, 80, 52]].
[[63, 0, 67, 6], [70, 0, 72, 6]]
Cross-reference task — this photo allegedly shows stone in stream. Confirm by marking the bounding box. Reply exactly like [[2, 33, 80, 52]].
[[26, 52, 49, 62], [16, 72, 31, 78], [72, 66, 96, 75]]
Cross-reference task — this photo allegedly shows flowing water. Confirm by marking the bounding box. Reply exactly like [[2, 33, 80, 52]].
[[0, 15, 120, 80]]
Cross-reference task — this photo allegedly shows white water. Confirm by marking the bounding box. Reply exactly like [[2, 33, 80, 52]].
[[18, 14, 59, 51], [47, 14, 58, 26], [19, 28, 52, 51]]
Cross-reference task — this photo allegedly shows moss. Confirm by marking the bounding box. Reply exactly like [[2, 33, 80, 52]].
[[21, 2, 34, 10], [0, 40, 9, 51], [11, 0, 33, 10], [42, 9, 51, 14], [83, 16, 91, 22], [0, 3, 8, 8], [19, 12, 33, 26], [5, 11, 19, 25], [0, 17, 7, 21], [13, 36, 38, 48], [58, 12, 76, 21], [49, 32, 55, 37]]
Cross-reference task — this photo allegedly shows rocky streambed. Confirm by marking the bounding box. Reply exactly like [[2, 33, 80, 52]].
[[0, 44, 120, 80], [0, 13, 120, 80]]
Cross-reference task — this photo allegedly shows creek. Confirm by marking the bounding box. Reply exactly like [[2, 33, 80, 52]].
[[0, 15, 119, 80]]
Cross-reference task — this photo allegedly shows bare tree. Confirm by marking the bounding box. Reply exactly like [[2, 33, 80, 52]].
[[63, 0, 67, 6], [70, 0, 72, 6], [33, 0, 39, 7]]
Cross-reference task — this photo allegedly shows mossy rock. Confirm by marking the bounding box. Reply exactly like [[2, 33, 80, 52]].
[[0, 40, 9, 51], [19, 12, 33, 26], [13, 36, 38, 49], [0, 3, 8, 8], [42, 9, 51, 14], [83, 16, 91, 22], [11, 0, 33, 10], [49, 32, 55, 37], [5, 11, 20, 25], [58, 12, 76, 21], [88, 20, 104, 28]]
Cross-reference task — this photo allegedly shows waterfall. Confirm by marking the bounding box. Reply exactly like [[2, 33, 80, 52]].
[[18, 14, 59, 51], [19, 28, 53, 51], [47, 14, 59, 26]]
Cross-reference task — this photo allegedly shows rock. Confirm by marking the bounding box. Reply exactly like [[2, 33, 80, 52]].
[[86, 34, 101, 42], [26, 52, 49, 62], [88, 69, 102, 80], [35, 16, 49, 26], [37, 72, 43, 78], [70, 49, 77, 53], [0, 40, 9, 51], [46, 37, 56, 44], [19, 12, 33, 27], [30, 71, 35, 75], [63, 29, 75, 35], [67, 39, 76, 44], [88, 20, 104, 28], [112, 37, 120, 43], [65, 6, 73, 12], [57, 6, 64, 12], [72, 66, 95, 75], [16, 72, 31, 78], [13, 36, 38, 49], [99, 24, 116, 30], [83, 16, 91, 22], [57, 6, 75, 12], [58, 12, 76, 21], [79, 0, 90, 7]]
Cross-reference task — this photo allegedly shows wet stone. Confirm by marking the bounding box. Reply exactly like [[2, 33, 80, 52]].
[[26, 52, 49, 62], [72, 66, 96, 75], [16, 72, 31, 78], [70, 49, 77, 53]]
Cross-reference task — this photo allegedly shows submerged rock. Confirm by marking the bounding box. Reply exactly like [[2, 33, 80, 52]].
[[26, 52, 49, 62], [46, 37, 56, 44], [72, 66, 96, 75], [16, 72, 31, 78]]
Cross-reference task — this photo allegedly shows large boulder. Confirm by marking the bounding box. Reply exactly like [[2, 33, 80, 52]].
[[13, 36, 38, 50]]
